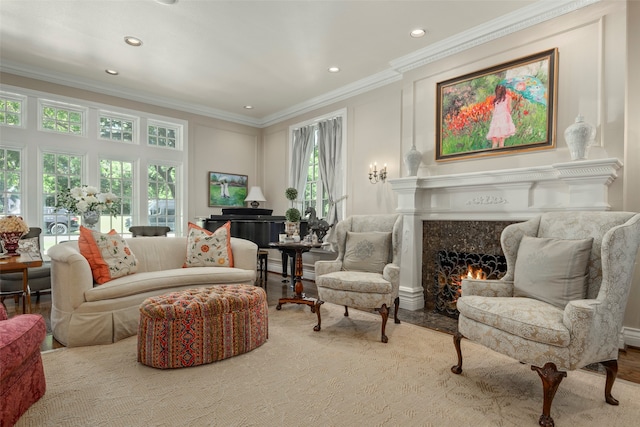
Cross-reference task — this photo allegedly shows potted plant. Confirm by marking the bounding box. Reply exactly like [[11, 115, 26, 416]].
[[284, 188, 301, 237]]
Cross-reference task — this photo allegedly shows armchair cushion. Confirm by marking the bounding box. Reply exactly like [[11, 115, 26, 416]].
[[457, 296, 570, 347], [342, 231, 391, 273], [513, 236, 592, 309], [316, 271, 393, 294]]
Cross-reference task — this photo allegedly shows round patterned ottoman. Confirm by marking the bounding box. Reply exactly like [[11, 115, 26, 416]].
[[137, 284, 268, 369]]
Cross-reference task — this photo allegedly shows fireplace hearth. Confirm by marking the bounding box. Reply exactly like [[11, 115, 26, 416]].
[[434, 250, 507, 318]]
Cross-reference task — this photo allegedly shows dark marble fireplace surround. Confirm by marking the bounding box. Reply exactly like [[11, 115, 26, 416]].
[[422, 220, 518, 312]]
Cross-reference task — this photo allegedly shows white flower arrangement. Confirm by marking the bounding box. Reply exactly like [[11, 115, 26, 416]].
[[0, 215, 29, 234], [55, 185, 119, 217]]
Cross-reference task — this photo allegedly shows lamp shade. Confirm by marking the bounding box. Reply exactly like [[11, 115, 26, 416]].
[[245, 186, 266, 208]]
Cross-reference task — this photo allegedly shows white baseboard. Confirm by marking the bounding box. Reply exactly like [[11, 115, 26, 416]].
[[622, 326, 640, 349]]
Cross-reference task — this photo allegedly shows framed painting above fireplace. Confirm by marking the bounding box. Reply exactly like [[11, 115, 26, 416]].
[[436, 48, 558, 162]]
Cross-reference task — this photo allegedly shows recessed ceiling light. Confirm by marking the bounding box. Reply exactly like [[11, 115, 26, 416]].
[[105, 69, 119, 75], [243, 105, 254, 109], [328, 66, 340, 73], [124, 36, 143, 47], [155, 0, 177, 4], [410, 29, 426, 38]]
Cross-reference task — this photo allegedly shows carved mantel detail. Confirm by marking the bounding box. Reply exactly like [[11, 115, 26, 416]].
[[466, 196, 508, 206]]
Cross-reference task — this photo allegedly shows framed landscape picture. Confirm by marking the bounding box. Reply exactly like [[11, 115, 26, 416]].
[[208, 171, 248, 207], [436, 48, 558, 161]]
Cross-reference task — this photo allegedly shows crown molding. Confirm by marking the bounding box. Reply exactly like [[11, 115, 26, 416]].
[[0, 0, 600, 128], [389, 0, 601, 73]]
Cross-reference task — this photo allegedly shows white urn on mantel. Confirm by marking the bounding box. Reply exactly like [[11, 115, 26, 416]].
[[404, 144, 422, 176], [564, 114, 596, 161]]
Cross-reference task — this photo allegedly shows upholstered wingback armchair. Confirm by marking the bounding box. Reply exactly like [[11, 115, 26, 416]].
[[452, 211, 640, 427], [314, 214, 402, 342]]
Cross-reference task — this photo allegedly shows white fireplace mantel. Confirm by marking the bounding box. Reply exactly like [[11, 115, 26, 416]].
[[388, 158, 622, 310]]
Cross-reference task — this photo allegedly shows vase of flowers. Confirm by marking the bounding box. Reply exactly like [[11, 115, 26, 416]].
[[55, 185, 119, 230], [0, 215, 29, 255]]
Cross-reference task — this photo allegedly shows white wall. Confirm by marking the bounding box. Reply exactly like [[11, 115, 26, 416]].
[[261, 1, 640, 334]]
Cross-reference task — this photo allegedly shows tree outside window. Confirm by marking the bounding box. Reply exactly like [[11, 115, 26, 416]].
[[0, 148, 22, 215]]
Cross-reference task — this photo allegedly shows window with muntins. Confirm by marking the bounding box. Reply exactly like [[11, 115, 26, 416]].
[[42, 152, 82, 242], [0, 93, 26, 128], [39, 100, 86, 135], [0, 147, 22, 215], [303, 137, 329, 218], [99, 112, 136, 143], [147, 164, 177, 233], [148, 121, 179, 149], [100, 159, 133, 232]]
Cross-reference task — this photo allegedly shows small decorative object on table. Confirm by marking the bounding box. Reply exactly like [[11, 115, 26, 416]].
[[0, 215, 29, 255], [55, 185, 119, 230], [564, 114, 596, 161]]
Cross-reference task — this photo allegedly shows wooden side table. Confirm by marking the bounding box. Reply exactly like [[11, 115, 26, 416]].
[[0, 252, 43, 314], [269, 242, 323, 329]]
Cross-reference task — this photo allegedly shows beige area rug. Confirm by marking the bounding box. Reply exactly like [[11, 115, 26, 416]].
[[19, 303, 640, 427]]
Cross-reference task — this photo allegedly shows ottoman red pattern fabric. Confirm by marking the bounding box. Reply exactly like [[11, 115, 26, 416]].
[[137, 285, 268, 369]]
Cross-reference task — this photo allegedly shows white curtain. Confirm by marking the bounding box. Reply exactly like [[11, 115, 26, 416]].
[[317, 116, 344, 250], [317, 116, 343, 227], [289, 125, 314, 208]]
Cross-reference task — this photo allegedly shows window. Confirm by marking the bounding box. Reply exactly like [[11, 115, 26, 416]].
[[39, 100, 86, 135], [0, 92, 26, 128], [0, 147, 22, 215], [99, 112, 136, 143], [303, 136, 329, 218], [290, 111, 345, 224], [147, 164, 177, 232], [148, 120, 180, 149], [100, 159, 133, 233], [41, 152, 82, 245]]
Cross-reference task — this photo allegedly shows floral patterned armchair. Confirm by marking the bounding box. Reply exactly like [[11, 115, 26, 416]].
[[452, 211, 640, 426], [0, 303, 47, 425], [314, 214, 402, 343]]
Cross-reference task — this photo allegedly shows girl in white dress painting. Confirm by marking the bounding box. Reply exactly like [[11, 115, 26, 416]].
[[486, 84, 516, 149]]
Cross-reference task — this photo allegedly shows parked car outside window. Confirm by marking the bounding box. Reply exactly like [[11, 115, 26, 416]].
[[44, 206, 79, 234]]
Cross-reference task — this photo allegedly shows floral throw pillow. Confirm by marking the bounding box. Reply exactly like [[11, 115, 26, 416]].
[[17, 237, 40, 254], [184, 221, 234, 268], [78, 226, 138, 284]]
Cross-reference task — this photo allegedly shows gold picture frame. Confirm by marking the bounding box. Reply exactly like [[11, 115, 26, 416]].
[[436, 48, 558, 161]]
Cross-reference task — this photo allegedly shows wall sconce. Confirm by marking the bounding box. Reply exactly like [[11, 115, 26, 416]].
[[369, 162, 387, 184]]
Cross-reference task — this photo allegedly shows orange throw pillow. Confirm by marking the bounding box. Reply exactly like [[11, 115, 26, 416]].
[[183, 221, 234, 268], [78, 226, 138, 284]]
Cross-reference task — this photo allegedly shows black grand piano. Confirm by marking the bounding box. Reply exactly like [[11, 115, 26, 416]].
[[203, 208, 308, 281]]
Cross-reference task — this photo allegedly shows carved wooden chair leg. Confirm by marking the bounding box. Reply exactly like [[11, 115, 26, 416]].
[[601, 359, 619, 405], [313, 300, 323, 332], [393, 296, 400, 324], [343, 306, 349, 317], [376, 303, 389, 343], [451, 332, 464, 374], [531, 362, 567, 427]]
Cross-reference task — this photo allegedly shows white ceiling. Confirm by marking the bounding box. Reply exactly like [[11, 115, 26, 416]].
[[0, 0, 590, 127]]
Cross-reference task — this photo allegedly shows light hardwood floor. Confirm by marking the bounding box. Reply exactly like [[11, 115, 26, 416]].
[[4, 272, 640, 384]]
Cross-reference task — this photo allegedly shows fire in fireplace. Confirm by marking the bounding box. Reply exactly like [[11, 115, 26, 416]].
[[434, 250, 507, 318]]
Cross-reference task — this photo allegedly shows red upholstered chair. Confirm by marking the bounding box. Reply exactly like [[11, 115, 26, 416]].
[[0, 304, 46, 426]]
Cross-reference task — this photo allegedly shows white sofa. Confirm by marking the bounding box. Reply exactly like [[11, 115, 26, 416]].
[[48, 236, 258, 347]]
